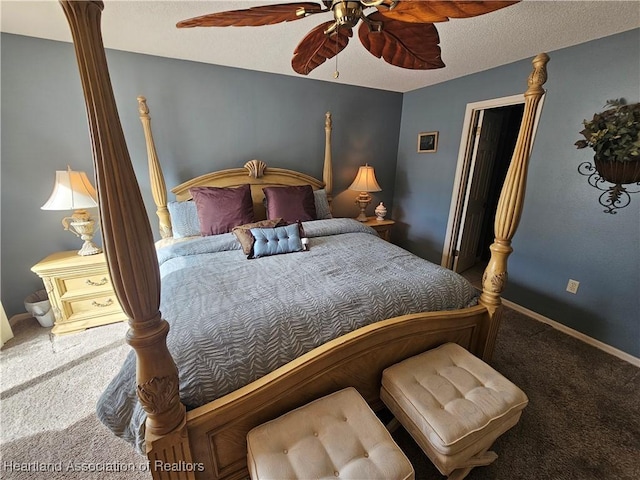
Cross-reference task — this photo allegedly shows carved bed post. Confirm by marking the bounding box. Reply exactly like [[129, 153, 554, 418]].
[[479, 53, 549, 360], [58, 2, 193, 478], [138, 96, 173, 239], [324, 112, 333, 203]]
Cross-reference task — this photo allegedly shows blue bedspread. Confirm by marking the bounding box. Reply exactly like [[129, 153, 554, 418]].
[[97, 218, 478, 452]]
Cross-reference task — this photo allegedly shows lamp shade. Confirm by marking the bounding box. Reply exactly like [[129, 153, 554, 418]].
[[348, 165, 382, 192], [41, 169, 98, 211]]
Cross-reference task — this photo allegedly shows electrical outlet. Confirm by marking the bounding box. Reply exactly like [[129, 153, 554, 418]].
[[566, 279, 580, 294]]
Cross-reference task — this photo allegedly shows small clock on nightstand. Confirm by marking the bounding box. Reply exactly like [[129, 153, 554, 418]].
[[363, 217, 395, 242]]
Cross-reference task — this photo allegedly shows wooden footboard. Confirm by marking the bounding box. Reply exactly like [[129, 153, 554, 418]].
[[59, 2, 548, 480], [183, 306, 489, 479]]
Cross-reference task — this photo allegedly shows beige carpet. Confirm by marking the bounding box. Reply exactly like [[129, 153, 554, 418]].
[[1, 309, 639, 479], [1, 318, 148, 479]]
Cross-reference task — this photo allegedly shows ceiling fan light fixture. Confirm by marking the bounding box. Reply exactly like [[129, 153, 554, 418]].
[[331, 0, 364, 28]]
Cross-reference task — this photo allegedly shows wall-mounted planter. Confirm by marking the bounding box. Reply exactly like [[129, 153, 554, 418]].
[[576, 100, 640, 213], [578, 161, 640, 214], [594, 158, 640, 185]]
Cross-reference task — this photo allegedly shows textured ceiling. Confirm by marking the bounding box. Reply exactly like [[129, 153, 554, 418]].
[[1, 0, 639, 92]]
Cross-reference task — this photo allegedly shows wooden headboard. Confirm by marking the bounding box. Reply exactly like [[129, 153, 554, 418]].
[[171, 160, 326, 222], [137, 96, 334, 238]]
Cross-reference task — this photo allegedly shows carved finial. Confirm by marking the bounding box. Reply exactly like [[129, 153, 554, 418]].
[[325, 112, 332, 129], [244, 159, 267, 178], [137, 95, 149, 117], [526, 53, 549, 97]]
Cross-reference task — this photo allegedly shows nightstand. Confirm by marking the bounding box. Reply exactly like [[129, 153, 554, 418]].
[[363, 217, 395, 242], [31, 251, 127, 335]]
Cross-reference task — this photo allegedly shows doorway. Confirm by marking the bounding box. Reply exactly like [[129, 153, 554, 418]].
[[441, 94, 544, 277]]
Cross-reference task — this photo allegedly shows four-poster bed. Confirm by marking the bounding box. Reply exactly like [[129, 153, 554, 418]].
[[58, 2, 548, 479]]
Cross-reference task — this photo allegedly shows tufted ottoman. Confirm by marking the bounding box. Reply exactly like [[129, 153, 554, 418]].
[[381, 343, 528, 480], [246, 387, 414, 480]]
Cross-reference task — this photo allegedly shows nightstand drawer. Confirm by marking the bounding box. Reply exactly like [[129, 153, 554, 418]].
[[60, 273, 113, 295], [62, 294, 122, 320]]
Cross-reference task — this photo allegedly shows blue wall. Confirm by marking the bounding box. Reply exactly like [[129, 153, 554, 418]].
[[2, 29, 638, 358], [1, 33, 402, 319], [393, 29, 640, 357]]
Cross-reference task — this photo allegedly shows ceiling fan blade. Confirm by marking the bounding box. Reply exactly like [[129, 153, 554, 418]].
[[292, 21, 352, 75], [177, 2, 325, 28], [359, 13, 444, 70], [377, 0, 519, 24]]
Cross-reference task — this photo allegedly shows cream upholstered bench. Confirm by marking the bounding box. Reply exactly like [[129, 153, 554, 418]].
[[246, 387, 414, 480], [381, 343, 528, 480]]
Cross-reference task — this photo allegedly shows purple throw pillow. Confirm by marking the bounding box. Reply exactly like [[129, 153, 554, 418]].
[[190, 184, 255, 236], [263, 185, 317, 223]]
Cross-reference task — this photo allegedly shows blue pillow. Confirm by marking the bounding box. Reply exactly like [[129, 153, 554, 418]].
[[167, 201, 200, 238], [250, 224, 303, 258]]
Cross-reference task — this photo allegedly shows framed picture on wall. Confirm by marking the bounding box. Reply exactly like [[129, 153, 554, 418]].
[[417, 131, 438, 153]]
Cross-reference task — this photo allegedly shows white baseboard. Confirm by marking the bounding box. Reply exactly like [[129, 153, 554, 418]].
[[503, 299, 640, 368]]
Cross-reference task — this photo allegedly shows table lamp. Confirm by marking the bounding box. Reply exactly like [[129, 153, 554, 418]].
[[348, 164, 382, 222], [41, 167, 102, 256]]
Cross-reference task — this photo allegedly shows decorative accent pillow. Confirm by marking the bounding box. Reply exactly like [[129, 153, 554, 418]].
[[190, 184, 255, 236], [314, 189, 333, 219], [167, 201, 200, 238], [250, 224, 303, 258], [263, 185, 316, 223], [232, 218, 284, 256]]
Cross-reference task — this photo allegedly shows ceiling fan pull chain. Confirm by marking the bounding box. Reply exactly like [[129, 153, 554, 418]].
[[334, 35, 340, 78]]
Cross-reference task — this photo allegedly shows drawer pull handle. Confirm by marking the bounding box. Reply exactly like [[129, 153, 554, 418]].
[[92, 299, 113, 308], [86, 277, 108, 287]]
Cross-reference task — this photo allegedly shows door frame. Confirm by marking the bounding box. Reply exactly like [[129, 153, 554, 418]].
[[441, 93, 545, 269], [452, 108, 503, 273]]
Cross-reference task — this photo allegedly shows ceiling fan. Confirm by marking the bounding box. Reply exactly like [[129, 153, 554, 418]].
[[177, 1, 519, 76]]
